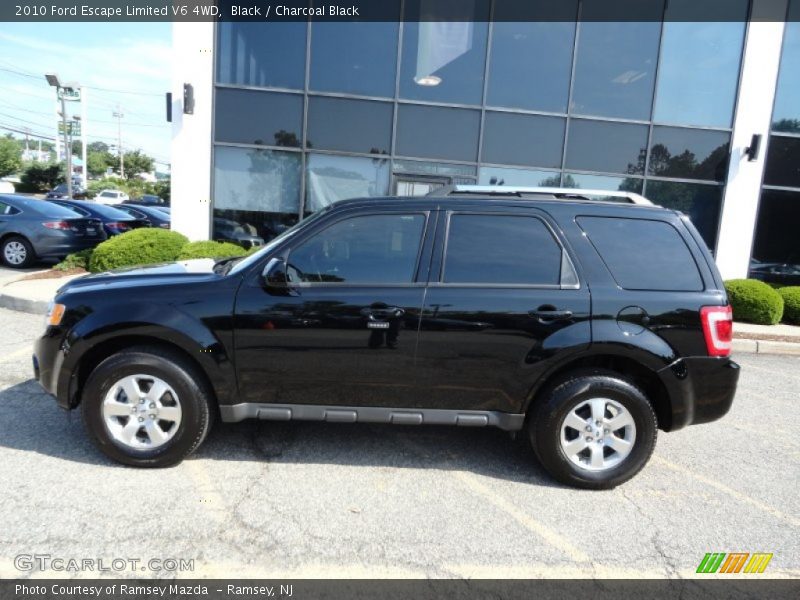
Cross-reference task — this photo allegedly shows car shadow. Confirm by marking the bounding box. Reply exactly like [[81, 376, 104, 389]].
[[0, 379, 561, 488]]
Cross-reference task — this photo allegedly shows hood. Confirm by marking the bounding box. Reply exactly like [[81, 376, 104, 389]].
[[57, 258, 221, 295]]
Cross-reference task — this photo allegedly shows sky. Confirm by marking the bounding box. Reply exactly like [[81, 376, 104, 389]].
[[0, 22, 171, 168]]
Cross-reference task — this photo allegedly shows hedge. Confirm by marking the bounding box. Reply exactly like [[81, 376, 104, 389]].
[[177, 240, 246, 261], [89, 228, 188, 273], [53, 248, 93, 271], [724, 279, 784, 325], [778, 286, 800, 325]]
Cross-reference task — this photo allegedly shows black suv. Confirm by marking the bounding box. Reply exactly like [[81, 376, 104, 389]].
[[33, 187, 739, 489]]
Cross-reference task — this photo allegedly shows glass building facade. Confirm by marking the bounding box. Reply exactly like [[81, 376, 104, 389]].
[[211, 0, 756, 255]]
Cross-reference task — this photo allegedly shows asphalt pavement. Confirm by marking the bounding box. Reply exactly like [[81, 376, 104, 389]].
[[0, 306, 798, 579]]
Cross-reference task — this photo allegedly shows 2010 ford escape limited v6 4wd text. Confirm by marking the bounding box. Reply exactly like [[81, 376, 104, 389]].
[[34, 187, 739, 489]]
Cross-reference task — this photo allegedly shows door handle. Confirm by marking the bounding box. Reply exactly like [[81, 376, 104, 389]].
[[528, 309, 573, 322]]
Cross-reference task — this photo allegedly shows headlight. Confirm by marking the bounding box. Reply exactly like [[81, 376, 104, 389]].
[[45, 301, 66, 327]]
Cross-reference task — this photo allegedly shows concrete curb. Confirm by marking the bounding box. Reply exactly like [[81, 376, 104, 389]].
[[732, 338, 800, 356], [0, 293, 49, 315]]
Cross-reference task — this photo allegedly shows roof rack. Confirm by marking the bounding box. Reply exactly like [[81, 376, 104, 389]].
[[427, 185, 654, 206]]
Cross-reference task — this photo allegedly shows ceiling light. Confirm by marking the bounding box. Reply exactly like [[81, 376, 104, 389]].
[[414, 75, 442, 87]]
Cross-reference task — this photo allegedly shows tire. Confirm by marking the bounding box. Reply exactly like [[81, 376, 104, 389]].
[[529, 369, 657, 490], [81, 345, 214, 467], [1, 235, 35, 268]]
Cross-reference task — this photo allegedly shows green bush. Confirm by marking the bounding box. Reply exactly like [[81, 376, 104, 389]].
[[177, 240, 246, 261], [89, 228, 188, 273], [54, 248, 93, 271], [724, 279, 784, 325], [777, 286, 800, 325]]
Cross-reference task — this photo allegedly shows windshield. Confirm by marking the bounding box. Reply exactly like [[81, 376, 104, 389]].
[[227, 209, 331, 276]]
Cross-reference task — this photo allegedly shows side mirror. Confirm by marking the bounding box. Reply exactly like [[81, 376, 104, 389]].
[[261, 257, 288, 288]]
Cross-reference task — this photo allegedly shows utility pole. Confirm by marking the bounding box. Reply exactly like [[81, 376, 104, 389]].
[[113, 105, 124, 178], [45, 73, 74, 199], [81, 86, 87, 188]]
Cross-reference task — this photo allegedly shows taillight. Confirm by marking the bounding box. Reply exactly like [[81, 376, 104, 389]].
[[158, 223, 170, 229], [42, 221, 71, 230], [107, 222, 130, 231], [700, 305, 733, 357]]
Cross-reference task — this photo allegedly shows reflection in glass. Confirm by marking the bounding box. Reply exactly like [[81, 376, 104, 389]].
[[213, 209, 298, 246], [310, 18, 399, 97], [306, 97, 392, 154], [479, 167, 561, 187], [654, 0, 746, 128], [764, 135, 800, 189], [750, 190, 800, 282], [216, 21, 306, 89], [565, 119, 648, 175], [645, 181, 722, 250], [305, 154, 390, 213], [399, 0, 490, 105], [481, 112, 565, 169], [395, 104, 480, 162], [563, 173, 644, 194], [571, 0, 663, 120], [214, 89, 302, 147], [213, 146, 301, 242], [394, 160, 476, 178], [487, 0, 577, 112], [648, 127, 730, 182], [772, 2, 800, 133]]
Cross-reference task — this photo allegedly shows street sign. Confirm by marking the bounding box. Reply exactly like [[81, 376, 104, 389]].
[[57, 88, 81, 101], [58, 121, 81, 136]]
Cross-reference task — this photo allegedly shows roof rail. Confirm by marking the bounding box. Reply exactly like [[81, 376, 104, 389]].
[[427, 185, 654, 206]]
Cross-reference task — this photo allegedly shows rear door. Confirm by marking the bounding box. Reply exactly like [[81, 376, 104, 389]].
[[233, 208, 435, 408], [414, 206, 591, 413]]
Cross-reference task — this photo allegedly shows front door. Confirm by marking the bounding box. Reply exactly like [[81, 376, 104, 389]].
[[233, 210, 433, 408], [414, 209, 591, 413]]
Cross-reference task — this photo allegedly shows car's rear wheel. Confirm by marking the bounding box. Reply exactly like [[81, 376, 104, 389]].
[[1, 235, 35, 268], [529, 369, 657, 489], [81, 345, 214, 467]]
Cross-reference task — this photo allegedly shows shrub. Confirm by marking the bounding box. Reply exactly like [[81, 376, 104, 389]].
[[724, 279, 784, 325], [54, 248, 93, 272], [777, 286, 800, 325], [89, 228, 188, 273], [177, 240, 247, 261]]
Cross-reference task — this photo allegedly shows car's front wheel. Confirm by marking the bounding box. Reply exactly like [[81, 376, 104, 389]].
[[81, 345, 214, 467], [529, 369, 657, 489], [1, 235, 35, 268]]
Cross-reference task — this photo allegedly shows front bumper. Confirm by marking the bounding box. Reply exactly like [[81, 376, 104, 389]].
[[658, 357, 740, 430]]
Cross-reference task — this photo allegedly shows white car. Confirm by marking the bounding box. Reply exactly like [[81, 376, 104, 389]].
[[93, 189, 129, 205]]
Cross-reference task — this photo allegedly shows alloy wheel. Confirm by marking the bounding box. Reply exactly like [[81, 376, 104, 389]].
[[559, 397, 636, 472]]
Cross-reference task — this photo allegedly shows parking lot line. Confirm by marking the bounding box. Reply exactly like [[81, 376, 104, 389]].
[[652, 456, 800, 528], [184, 458, 228, 525]]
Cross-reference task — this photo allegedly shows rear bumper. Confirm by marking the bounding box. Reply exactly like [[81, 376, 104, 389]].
[[33, 236, 100, 258], [657, 357, 740, 430]]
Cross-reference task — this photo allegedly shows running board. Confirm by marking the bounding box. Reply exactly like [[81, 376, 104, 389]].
[[219, 403, 525, 431]]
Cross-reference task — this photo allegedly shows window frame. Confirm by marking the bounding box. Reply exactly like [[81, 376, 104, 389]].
[[282, 209, 432, 288], [432, 210, 581, 290]]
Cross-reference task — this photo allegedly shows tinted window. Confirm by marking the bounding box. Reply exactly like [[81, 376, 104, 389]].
[[444, 214, 562, 285], [213, 208, 298, 245], [487, 1, 577, 113], [751, 189, 800, 267], [215, 89, 302, 147], [399, 0, 490, 105], [481, 112, 565, 169], [395, 105, 480, 162], [648, 127, 731, 182], [216, 21, 306, 89], [578, 217, 703, 291], [764, 136, 800, 188], [305, 154, 390, 213], [563, 173, 643, 194], [306, 97, 392, 154], [310, 19, 399, 97], [565, 119, 648, 175], [478, 167, 561, 187], [772, 2, 800, 133], [54, 203, 89, 216], [288, 214, 426, 284], [654, 0, 746, 128], [645, 181, 723, 250], [571, 0, 663, 120], [0, 202, 20, 215]]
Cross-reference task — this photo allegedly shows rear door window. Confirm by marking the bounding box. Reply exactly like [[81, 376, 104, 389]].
[[443, 214, 566, 285], [577, 216, 703, 291]]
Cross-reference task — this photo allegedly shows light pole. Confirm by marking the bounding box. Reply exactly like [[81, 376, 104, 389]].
[[113, 105, 124, 178], [45, 73, 74, 199]]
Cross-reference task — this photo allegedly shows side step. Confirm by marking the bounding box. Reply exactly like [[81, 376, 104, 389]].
[[219, 403, 525, 432]]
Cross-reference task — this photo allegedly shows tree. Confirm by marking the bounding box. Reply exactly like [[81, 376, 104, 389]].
[[88, 141, 109, 153], [116, 149, 154, 179], [87, 151, 113, 177], [0, 137, 22, 178], [20, 163, 64, 191]]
